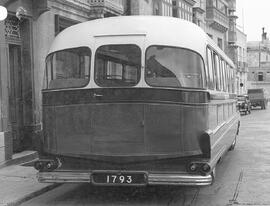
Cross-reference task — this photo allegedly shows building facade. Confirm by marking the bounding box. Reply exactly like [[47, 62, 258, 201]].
[[235, 28, 248, 95], [205, 0, 230, 51], [247, 28, 270, 97]]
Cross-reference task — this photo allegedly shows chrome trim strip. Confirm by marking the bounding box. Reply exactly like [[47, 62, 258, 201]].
[[148, 173, 212, 186], [37, 171, 212, 186], [37, 171, 91, 183], [94, 33, 147, 38]]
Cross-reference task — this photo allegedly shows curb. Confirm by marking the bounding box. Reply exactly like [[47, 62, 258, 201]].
[[5, 183, 62, 206], [0, 151, 38, 169]]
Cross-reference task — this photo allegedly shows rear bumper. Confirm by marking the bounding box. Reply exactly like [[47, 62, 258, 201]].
[[37, 171, 213, 186]]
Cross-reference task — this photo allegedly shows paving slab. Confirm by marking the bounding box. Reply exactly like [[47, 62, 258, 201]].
[[0, 151, 60, 206], [0, 164, 60, 206]]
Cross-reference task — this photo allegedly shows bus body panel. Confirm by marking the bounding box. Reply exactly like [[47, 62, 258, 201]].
[[42, 88, 208, 159]]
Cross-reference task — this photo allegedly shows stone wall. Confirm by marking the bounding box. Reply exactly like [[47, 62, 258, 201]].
[[130, 0, 153, 15]]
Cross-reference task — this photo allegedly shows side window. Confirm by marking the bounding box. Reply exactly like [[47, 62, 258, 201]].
[[225, 63, 229, 92], [219, 59, 223, 91], [228, 67, 234, 93], [220, 59, 226, 91], [223, 61, 227, 91], [207, 48, 215, 89], [231, 67, 235, 93], [213, 53, 221, 91]]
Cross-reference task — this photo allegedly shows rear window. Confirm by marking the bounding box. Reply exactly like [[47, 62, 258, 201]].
[[94, 44, 141, 87], [145, 46, 204, 88], [44, 47, 91, 89]]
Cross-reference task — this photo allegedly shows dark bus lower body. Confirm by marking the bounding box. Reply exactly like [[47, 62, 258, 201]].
[[35, 88, 240, 186]]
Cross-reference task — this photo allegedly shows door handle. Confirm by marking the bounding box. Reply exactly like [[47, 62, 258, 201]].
[[93, 93, 103, 98]]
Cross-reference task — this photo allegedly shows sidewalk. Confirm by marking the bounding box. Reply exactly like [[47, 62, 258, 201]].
[[0, 151, 60, 206]]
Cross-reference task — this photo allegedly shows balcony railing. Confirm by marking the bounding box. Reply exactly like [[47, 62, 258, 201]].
[[89, 0, 124, 16], [206, 6, 229, 32]]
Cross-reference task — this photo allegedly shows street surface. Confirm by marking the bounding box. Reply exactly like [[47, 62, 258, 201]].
[[21, 107, 270, 206]]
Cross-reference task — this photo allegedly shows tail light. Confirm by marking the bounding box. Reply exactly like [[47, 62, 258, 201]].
[[34, 158, 61, 172], [187, 162, 199, 172], [201, 163, 211, 173], [187, 162, 211, 175]]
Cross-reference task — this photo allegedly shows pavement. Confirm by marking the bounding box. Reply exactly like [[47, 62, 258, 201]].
[[0, 151, 60, 206]]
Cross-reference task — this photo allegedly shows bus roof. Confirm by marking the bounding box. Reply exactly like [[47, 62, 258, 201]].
[[48, 15, 234, 66]]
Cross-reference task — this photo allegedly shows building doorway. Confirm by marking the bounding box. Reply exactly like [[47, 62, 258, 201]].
[[8, 44, 24, 152]]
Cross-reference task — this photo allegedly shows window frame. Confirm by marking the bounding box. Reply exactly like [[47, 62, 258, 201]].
[[43, 46, 91, 90], [206, 47, 215, 89], [144, 45, 206, 89], [258, 72, 264, 81], [213, 52, 221, 91], [94, 44, 142, 88]]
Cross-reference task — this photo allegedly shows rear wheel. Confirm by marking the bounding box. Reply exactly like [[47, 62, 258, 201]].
[[229, 137, 236, 151], [210, 167, 216, 185]]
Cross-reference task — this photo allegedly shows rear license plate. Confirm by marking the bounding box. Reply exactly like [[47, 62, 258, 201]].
[[92, 172, 147, 185]]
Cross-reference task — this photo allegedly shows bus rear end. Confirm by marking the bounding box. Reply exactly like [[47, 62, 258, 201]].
[[33, 16, 242, 186], [35, 43, 213, 186]]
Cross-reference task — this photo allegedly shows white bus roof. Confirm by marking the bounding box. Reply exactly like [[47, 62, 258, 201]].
[[48, 15, 234, 66]]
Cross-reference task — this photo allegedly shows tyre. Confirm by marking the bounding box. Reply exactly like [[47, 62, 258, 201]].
[[229, 137, 236, 151], [210, 167, 216, 185]]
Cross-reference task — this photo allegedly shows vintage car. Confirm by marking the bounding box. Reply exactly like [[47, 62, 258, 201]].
[[237, 95, 251, 114]]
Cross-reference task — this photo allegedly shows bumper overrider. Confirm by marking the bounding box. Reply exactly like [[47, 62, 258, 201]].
[[37, 171, 213, 186]]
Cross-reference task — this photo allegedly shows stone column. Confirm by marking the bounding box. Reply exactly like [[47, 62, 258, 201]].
[[0, 20, 12, 163]]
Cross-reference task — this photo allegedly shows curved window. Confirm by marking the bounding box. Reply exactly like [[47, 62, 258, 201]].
[[94, 45, 141, 87], [44, 47, 91, 89], [145, 46, 204, 88]]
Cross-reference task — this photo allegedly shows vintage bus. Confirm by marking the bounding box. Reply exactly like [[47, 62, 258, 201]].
[[34, 16, 240, 186]]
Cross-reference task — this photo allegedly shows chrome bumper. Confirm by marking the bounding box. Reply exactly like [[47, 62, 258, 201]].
[[37, 171, 213, 186]]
